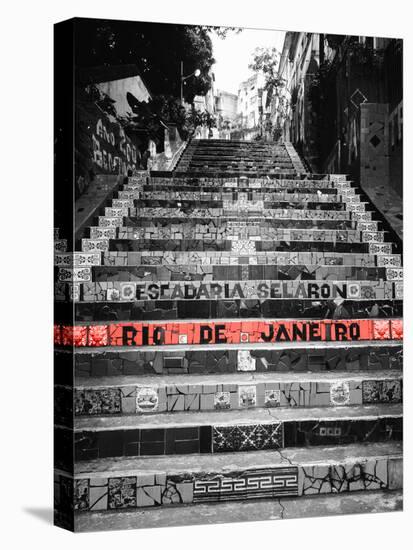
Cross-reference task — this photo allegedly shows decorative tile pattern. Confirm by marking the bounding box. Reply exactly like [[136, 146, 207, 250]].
[[108, 477, 137, 509], [369, 243, 392, 255], [75, 388, 122, 415], [231, 240, 256, 255], [214, 392, 230, 410], [238, 385, 257, 408], [193, 467, 299, 502], [237, 350, 256, 371], [330, 381, 350, 406], [362, 380, 402, 403], [89, 227, 117, 239], [81, 239, 110, 252], [212, 422, 283, 452], [136, 386, 159, 413], [386, 268, 403, 281], [74, 479, 89, 511]]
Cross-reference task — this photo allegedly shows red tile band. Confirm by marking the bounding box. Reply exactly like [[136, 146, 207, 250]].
[[54, 319, 403, 347]]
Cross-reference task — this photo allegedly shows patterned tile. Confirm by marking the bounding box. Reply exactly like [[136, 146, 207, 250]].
[[362, 380, 402, 403], [212, 422, 283, 452], [330, 381, 350, 406], [193, 467, 298, 502], [136, 386, 159, 413], [237, 350, 256, 371], [238, 385, 257, 408], [108, 477, 137, 509], [214, 391, 230, 410], [75, 388, 122, 415]]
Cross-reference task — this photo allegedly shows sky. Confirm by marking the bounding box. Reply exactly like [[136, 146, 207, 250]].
[[211, 28, 286, 95]]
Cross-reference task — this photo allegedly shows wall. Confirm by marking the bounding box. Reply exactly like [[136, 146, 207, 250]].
[[76, 99, 139, 182], [360, 103, 389, 191], [96, 75, 151, 117]]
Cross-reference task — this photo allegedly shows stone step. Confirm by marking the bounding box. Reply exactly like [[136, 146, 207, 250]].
[[55, 442, 402, 523], [98, 250, 401, 267], [150, 173, 348, 181], [70, 404, 402, 459], [92, 262, 401, 279], [71, 488, 403, 531], [54, 318, 403, 348], [110, 216, 379, 230], [142, 183, 348, 191], [55, 341, 403, 381], [114, 227, 384, 244], [113, 208, 373, 221], [104, 238, 392, 255], [66, 297, 403, 322], [138, 192, 346, 202], [63, 279, 398, 302], [69, 370, 402, 417], [114, 199, 360, 210]]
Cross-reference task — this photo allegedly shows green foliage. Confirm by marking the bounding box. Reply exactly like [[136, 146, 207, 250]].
[[249, 47, 285, 96], [124, 94, 216, 143], [75, 20, 238, 103]]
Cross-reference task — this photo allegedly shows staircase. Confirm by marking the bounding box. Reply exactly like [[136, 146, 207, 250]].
[[54, 139, 403, 532]]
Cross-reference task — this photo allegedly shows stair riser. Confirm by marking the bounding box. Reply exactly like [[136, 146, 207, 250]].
[[84, 265, 399, 280], [54, 344, 403, 381], [137, 193, 345, 202], [107, 210, 372, 221], [55, 455, 402, 513], [113, 228, 384, 244], [67, 377, 402, 418], [59, 298, 403, 322], [54, 319, 403, 348], [55, 280, 399, 302], [97, 251, 401, 267], [115, 219, 376, 231], [112, 200, 358, 210], [102, 239, 391, 254], [69, 417, 402, 460]]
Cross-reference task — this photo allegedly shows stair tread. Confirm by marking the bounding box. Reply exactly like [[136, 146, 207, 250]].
[[75, 369, 402, 389], [74, 403, 402, 431], [73, 441, 403, 475], [73, 489, 403, 531], [71, 339, 403, 354]]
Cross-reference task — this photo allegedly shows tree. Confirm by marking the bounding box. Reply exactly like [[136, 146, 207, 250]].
[[123, 94, 216, 143], [74, 19, 240, 103], [249, 47, 285, 97]]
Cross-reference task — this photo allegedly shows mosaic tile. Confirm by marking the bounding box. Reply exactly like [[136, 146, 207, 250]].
[[330, 381, 350, 406], [237, 350, 256, 371], [369, 243, 392, 255], [238, 385, 257, 408], [98, 216, 123, 228], [108, 477, 137, 509], [362, 379, 402, 403], [54, 239, 67, 253], [89, 227, 117, 239], [81, 239, 110, 252], [394, 282, 403, 299], [386, 268, 403, 281], [212, 422, 283, 452], [57, 267, 82, 284], [75, 388, 122, 415], [74, 479, 89, 511], [214, 391, 230, 410], [136, 386, 159, 413], [265, 389, 281, 408], [193, 467, 299, 502]]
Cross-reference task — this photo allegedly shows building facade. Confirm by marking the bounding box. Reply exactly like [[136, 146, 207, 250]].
[[215, 90, 238, 139], [273, 33, 402, 197]]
